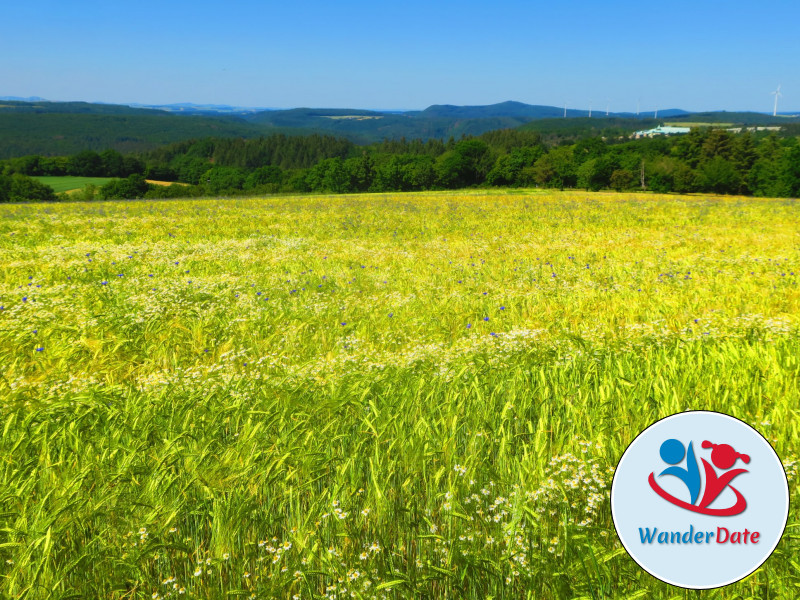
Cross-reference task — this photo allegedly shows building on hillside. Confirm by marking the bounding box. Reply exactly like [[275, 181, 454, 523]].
[[633, 125, 692, 139]]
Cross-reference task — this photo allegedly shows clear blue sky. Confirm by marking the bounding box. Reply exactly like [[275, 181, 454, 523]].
[[2, 0, 798, 113]]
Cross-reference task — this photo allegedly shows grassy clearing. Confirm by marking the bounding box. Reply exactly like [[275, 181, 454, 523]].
[[666, 122, 734, 128], [0, 190, 798, 599], [31, 175, 114, 193]]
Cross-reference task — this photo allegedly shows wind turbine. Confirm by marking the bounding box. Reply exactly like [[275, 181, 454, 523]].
[[606, 100, 610, 117], [772, 85, 782, 116], [589, 100, 592, 118], [564, 102, 567, 118]]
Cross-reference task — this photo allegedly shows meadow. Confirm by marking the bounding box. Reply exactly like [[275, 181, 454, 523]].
[[31, 176, 114, 193], [0, 190, 798, 599]]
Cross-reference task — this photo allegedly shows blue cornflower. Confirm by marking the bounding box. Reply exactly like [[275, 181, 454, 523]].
[[35, 347, 44, 352], [341, 322, 347, 326], [483, 317, 489, 321], [101, 281, 107, 285], [500, 306, 505, 310], [466, 323, 472, 328], [22, 296, 27, 301]]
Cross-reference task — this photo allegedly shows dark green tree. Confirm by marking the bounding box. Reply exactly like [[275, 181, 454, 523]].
[[700, 156, 740, 195], [99, 174, 151, 200], [1, 174, 57, 202]]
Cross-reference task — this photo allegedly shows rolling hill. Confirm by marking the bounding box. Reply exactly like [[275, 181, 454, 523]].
[[1, 99, 798, 158]]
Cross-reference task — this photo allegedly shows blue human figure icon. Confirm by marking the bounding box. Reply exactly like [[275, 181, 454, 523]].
[[658, 439, 701, 505]]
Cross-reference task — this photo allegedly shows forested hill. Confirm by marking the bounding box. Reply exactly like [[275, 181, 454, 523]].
[[2, 99, 799, 158]]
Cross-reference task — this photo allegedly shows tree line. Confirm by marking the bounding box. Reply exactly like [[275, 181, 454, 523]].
[[1, 127, 799, 202]]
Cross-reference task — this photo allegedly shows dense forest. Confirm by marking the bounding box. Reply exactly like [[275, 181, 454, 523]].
[[1, 126, 799, 202], [4, 99, 799, 159]]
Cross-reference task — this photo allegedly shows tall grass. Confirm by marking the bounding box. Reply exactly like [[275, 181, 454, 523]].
[[0, 190, 798, 599]]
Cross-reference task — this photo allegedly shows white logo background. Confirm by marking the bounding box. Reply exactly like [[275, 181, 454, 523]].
[[611, 411, 789, 589]]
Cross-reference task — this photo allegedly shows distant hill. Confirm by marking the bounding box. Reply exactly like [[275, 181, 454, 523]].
[[663, 111, 799, 125], [127, 102, 274, 116], [0, 101, 266, 157], [242, 101, 639, 141], [0, 96, 48, 102], [1, 98, 798, 158]]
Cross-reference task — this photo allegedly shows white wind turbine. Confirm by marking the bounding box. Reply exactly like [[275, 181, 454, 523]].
[[772, 85, 782, 116]]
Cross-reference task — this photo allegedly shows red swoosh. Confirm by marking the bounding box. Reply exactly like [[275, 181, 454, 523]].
[[648, 472, 747, 516]]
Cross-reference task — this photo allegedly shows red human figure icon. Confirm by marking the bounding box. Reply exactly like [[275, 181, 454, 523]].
[[698, 441, 750, 511]]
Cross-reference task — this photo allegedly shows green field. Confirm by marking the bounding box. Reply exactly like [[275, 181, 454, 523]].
[[32, 175, 113, 193], [0, 190, 798, 599]]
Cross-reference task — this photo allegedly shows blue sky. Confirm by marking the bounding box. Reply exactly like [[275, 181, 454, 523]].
[[2, 0, 798, 112]]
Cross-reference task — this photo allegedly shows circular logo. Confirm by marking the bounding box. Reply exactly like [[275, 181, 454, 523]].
[[611, 411, 789, 589]]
